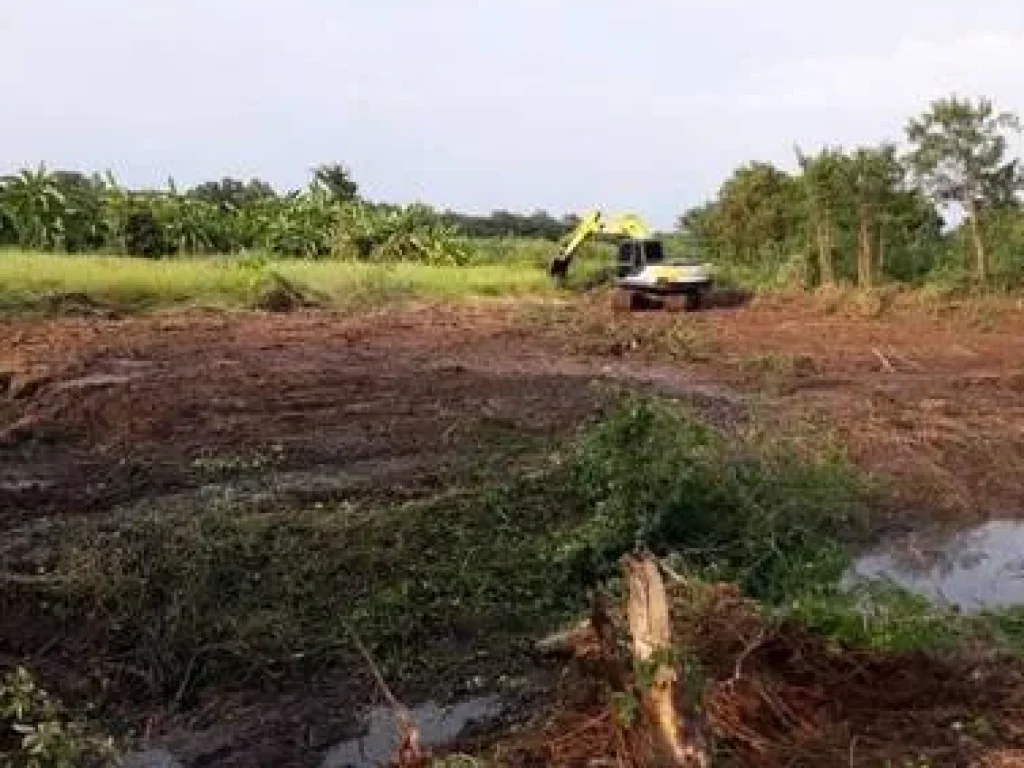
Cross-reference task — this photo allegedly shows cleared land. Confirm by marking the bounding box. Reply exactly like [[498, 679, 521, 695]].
[[4, 292, 1024, 766]]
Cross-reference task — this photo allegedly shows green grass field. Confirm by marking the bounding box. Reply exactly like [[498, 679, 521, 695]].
[[0, 251, 598, 315]]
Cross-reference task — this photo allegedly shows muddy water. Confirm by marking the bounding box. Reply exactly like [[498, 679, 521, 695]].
[[854, 520, 1024, 612], [321, 695, 503, 768]]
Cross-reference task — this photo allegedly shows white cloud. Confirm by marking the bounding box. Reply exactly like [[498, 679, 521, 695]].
[[712, 32, 1024, 115]]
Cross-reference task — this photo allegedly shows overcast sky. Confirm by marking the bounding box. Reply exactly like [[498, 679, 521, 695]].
[[2, 1, 1022, 226]]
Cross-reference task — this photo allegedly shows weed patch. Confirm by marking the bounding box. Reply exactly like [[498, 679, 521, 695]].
[[10, 472, 588, 707]]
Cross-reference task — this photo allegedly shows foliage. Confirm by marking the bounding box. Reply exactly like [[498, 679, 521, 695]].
[[680, 162, 804, 265], [334, 202, 470, 265], [312, 163, 359, 203], [189, 177, 276, 210], [905, 94, 1023, 281], [1, 667, 117, 768], [905, 96, 1022, 210], [0, 165, 492, 264], [441, 209, 576, 240], [785, 580, 961, 652], [560, 397, 866, 602], [0, 165, 69, 251], [679, 94, 1021, 291], [797, 146, 854, 286]]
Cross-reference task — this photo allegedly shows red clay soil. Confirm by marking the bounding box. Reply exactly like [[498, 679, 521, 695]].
[[0, 305, 608, 519], [3, 296, 1024, 521]]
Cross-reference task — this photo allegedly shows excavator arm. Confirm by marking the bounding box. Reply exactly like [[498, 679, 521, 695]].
[[549, 210, 652, 279]]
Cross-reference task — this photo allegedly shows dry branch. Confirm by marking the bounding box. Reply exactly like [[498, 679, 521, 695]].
[[346, 624, 425, 767]]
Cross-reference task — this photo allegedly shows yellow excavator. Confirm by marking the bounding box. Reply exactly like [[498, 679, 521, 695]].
[[549, 210, 713, 311]]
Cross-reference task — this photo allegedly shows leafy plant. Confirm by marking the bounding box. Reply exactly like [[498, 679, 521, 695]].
[[1, 667, 117, 768], [0, 165, 68, 251], [334, 203, 470, 265]]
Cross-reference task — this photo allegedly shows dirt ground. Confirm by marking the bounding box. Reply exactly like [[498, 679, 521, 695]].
[[4, 295, 1024, 765], [4, 296, 1024, 522]]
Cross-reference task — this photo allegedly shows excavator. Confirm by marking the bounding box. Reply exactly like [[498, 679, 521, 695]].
[[549, 210, 713, 311]]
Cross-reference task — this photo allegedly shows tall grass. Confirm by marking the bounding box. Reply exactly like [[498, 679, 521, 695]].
[[0, 251, 568, 314]]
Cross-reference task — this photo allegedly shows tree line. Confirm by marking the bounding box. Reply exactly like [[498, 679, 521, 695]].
[[0, 162, 577, 260], [679, 95, 1024, 289]]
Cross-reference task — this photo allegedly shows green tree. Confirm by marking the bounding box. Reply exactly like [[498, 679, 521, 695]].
[[312, 164, 359, 203], [718, 162, 803, 262], [677, 163, 804, 265], [189, 177, 276, 211], [51, 170, 112, 252], [849, 145, 905, 288], [677, 201, 721, 252], [797, 147, 851, 286], [905, 95, 1022, 282]]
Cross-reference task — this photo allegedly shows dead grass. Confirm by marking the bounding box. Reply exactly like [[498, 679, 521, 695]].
[[519, 298, 719, 362]]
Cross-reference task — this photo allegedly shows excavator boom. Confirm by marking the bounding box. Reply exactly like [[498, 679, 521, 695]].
[[549, 210, 652, 279]]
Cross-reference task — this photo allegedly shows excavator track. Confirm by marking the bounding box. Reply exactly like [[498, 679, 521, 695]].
[[663, 294, 687, 313], [612, 288, 637, 311]]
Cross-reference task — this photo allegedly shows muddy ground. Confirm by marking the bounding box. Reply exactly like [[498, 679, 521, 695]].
[[3, 295, 1024, 765]]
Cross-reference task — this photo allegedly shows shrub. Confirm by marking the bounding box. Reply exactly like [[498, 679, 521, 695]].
[[121, 207, 170, 258], [560, 397, 866, 602]]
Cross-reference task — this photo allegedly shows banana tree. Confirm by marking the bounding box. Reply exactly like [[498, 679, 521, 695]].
[[0, 164, 69, 250], [266, 190, 337, 257]]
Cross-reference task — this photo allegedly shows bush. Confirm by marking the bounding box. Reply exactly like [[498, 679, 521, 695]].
[[560, 397, 866, 602], [121, 207, 170, 258]]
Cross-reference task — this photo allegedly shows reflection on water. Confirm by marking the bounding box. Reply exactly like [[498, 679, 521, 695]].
[[854, 520, 1024, 612], [322, 695, 503, 768]]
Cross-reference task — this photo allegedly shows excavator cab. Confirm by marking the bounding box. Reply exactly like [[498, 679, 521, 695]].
[[617, 239, 665, 278]]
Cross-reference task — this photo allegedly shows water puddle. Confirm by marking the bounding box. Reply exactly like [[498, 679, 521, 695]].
[[854, 520, 1024, 612], [120, 748, 183, 768], [322, 695, 503, 768]]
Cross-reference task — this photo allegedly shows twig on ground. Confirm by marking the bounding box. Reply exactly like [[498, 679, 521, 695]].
[[872, 348, 896, 373]]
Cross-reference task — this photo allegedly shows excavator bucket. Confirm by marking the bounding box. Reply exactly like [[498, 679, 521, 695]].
[[549, 255, 571, 280]]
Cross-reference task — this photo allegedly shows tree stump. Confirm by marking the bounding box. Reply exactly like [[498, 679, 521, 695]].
[[624, 554, 708, 768]]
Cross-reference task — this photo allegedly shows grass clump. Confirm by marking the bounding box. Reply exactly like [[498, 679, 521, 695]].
[[784, 581, 962, 652]]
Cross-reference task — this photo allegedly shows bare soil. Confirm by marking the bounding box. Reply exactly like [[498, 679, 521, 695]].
[[5, 298, 1023, 522], [3, 296, 1024, 766]]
